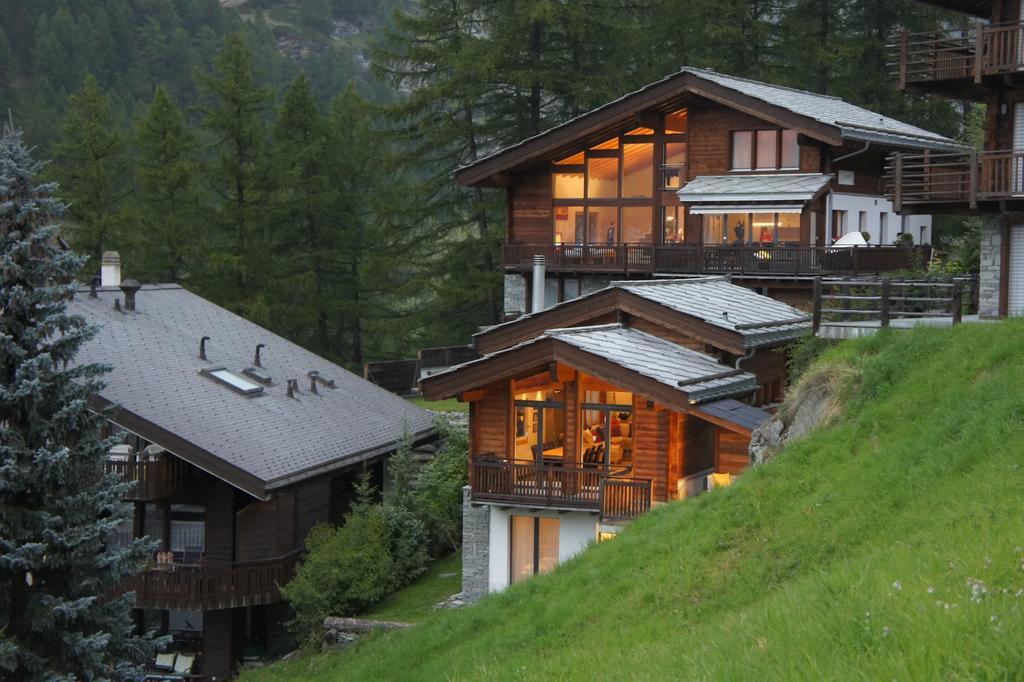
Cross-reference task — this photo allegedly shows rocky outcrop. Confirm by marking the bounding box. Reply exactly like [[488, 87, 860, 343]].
[[322, 617, 412, 649], [749, 364, 849, 465]]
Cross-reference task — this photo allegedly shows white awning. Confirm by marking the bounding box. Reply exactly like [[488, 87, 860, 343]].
[[688, 204, 805, 215]]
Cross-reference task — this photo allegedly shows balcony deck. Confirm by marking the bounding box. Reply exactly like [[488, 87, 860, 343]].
[[105, 455, 189, 501], [116, 552, 300, 611], [890, 23, 1024, 97], [469, 458, 652, 522], [885, 149, 1024, 213], [503, 243, 929, 278]]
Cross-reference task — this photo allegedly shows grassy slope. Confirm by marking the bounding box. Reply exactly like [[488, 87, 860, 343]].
[[361, 551, 461, 623], [248, 321, 1024, 681], [408, 397, 469, 413]]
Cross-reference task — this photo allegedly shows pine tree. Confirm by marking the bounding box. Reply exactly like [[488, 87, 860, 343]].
[[128, 87, 202, 283], [51, 74, 129, 266], [372, 0, 504, 336], [197, 32, 274, 316], [0, 126, 161, 680]]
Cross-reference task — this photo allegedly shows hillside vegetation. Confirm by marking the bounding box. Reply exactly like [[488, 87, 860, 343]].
[[246, 321, 1024, 680]]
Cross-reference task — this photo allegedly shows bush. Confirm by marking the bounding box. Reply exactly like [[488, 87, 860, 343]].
[[413, 420, 468, 554], [281, 510, 394, 641], [378, 502, 431, 587], [786, 333, 836, 386]]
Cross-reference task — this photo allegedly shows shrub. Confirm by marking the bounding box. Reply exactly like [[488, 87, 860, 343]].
[[413, 420, 468, 555], [786, 333, 836, 386], [281, 510, 394, 642], [379, 502, 430, 587]]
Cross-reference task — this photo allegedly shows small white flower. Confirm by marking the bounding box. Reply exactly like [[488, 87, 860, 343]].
[[968, 578, 987, 603], [991, 615, 999, 623], [892, 580, 902, 592], [927, 586, 935, 594], [882, 626, 891, 638]]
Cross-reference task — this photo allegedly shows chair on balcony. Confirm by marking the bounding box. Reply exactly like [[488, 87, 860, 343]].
[[143, 651, 199, 681]]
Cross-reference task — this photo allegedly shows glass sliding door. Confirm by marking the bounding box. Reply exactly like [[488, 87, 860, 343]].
[[510, 515, 560, 584]]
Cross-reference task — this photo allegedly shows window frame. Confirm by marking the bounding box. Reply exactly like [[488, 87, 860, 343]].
[[729, 128, 800, 172], [580, 401, 633, 467], [509, 516, 560, 583], [513, 396, 566, 463]]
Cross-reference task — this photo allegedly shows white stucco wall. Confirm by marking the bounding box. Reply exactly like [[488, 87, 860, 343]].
[[829, 192, 932, 245], [487, 507, 598, 593]]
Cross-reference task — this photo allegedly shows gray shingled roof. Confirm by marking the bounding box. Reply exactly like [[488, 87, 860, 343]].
[[676, 173, 832, 203], [70, 284, 435, 498], [615, 278, 811, 347], [475, 276, 810, 349], [696, 398, 773, 433], [457, 66, 958, 178], [682, 67, 957, 150], [547, 325, 757, 403]]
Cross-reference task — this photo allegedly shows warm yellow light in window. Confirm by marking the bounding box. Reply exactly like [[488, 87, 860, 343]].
[[555, 151, 584, 165], [665, 109, 688, 134], [598, 532, 617, 543], [590, 137, 619, 150], [625, 126, 654, 135]]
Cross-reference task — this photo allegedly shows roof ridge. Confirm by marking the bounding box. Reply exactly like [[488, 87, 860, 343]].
[[546, 323, 623, 335], [612, 276, 727, 287], [681, 66, 844, 102]]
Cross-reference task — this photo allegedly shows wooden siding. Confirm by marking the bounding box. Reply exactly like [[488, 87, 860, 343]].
[[717, 430, 751, 474], [201, 607, 246, 679], [738, 346, 789, 405], [633, 398, 669, 502], [295, 476, 331, 545], [473, 380, 509, 457], [509, 169, 552, 243], [204, 478, 236, 566], [235, 498, 279, 563]]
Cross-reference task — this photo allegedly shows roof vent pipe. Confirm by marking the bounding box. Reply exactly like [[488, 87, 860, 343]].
[[254, 343, 265, 367], [309, 371, 319, 394], [286, 379, 298, 399], [120, 279, 140, 312], [101, 251, 121, 287], [199, 336, 210, 361], [113, 298, 122, 313], [89, 276, 100, 298], [531, 254, 546, 314]]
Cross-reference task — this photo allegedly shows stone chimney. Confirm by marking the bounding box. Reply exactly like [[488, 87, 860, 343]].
[[101, 251, 121, 287]]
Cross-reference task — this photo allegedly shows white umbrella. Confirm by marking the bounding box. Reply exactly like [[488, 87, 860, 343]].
[[831, 231, 868, 248]]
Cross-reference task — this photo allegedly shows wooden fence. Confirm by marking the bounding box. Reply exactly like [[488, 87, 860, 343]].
[[890, 22, 1024, 88], [812, 276, 976, 333]]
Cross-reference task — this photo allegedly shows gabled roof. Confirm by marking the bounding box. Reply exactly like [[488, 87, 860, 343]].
[[421, 323, 757, 408], [71, 284, 435, 500], [455, 66, 960, 186], [677, 173, 832, 204], [696, 399, 773, 437], [473, 277, 811, 355]]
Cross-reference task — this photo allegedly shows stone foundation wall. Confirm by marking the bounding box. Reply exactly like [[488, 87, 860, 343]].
[[503, 274, 526, 319], [979, 217, 1001, 318], [461, 485, 490, 603]]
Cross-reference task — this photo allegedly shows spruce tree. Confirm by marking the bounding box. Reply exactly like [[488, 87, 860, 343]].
[[50, 74, 129, 266], [129, 87, 201, 283], [197, 32, 274, 316], [0, 127, 160, 680]]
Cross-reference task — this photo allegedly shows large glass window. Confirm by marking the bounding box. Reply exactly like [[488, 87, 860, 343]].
[[510, 516, 559, 583], [514, 383, 565, 463], [778, 213, 801, 242], [751, 213, 776, 244], [731, 131, 754, 170], [781, 130, 799, 168], [588, 206, 618, 245], [621, 206, 653, 244], [554, 205, 584, 245], [553, 171, 584, 199], [665, 108, 688, 134], [755, 130, 778, 170], [662, 206, 684, 244], [580, 380, 633, 467], [169, 504, 205, 564], [622, 144, 653, 198], [705, 212, 802, 245], [703, 213, 748, 245], [586, 156, 619, 198], [662, 142, 687, 189]]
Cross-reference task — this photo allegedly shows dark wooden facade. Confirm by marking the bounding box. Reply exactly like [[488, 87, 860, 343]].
[[106, 434, 385, 679]]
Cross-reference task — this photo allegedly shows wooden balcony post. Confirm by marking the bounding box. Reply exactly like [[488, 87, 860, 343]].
[[974, 20, 984, 83], [812, 276, 823, 334], [880, 277, 891, 328], [897, 29, 908, 90], [892, 153, 903, 212]]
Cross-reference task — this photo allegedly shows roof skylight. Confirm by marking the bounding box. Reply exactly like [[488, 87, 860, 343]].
[[202, 367, 264, 395]]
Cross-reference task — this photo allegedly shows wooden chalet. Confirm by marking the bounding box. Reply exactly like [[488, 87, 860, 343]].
[[71, 263, 435, 679], [421, 277, 808, 597], [455, 66, 958, 316], [887, 0, 1024, 317]]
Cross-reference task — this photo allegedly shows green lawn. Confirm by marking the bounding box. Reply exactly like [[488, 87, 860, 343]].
[[245, 321, 1024, 680], [408, 396, 469, 413], [362, 551, 461, 623]]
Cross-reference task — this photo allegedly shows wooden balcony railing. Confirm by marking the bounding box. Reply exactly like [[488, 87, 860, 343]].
[[503, 243, 930, 277], [890, 22, 1024, 89], [116, 552, 301, 611], [469, 457, 652, 522], [105, 455, 189, 501], [811, 276, 977, 333], [886, 149, 1024, 210]]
